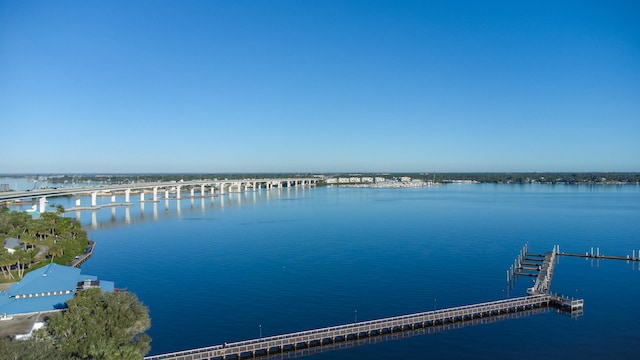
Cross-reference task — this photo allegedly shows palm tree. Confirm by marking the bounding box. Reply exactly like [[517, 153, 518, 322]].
[[13, 248, 29, 278], [48, 243, 64, 264], [25, 247, 39, 268], [55, 204, 65, 215], [0, 250, 15, 279]]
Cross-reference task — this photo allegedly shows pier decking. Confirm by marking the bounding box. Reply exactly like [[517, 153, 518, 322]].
[[528, 245, 558, 295], [144, 294, 562, 360], [249, 306, 552, 360]]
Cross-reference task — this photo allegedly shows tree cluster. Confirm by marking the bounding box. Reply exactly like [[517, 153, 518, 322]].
[[0, 206, 89, 280], [431, 172, 640, 184], [1, 288, 151, 359]]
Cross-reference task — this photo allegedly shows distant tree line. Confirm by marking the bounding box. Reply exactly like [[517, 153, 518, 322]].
[[317, 172, 639, 185], [428, 172, 640, 184], [6, 172, 639, 187]]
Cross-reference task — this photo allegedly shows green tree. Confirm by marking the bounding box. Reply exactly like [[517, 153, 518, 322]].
[[0, 336, 66, 360], [52, 204, 66, 215], [0, 249, 15, 279], [46, 288, 151, 359], [13, 247, 28, 278], [48, 242, 64, 263]]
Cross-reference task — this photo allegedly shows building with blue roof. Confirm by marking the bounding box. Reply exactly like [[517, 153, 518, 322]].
[[0, 263, 115, 316], [3, 237, 24, 254]]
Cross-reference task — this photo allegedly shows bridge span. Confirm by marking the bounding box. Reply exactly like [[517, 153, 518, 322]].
[[0, 178, 319, 212]]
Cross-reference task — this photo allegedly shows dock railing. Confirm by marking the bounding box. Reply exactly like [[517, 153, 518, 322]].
[[144, 294, 553, 360]]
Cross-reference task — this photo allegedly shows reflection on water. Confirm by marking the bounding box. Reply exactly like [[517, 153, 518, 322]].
[[7, 184, 640, 359], [46, 188, 305, 230]]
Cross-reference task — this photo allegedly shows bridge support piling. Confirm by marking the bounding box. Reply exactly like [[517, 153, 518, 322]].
[[38, 197, 47, 213], [125, 189, 131, 202], [91, 192, 97, 207]]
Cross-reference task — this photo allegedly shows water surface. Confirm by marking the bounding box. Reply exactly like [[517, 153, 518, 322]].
[[41, 184, 640, 358]]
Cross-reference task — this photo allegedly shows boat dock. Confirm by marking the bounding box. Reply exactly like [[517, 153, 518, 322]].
[[144, 294, 575, 360], [146, 244, 584, 360], [527, 245, 558, 295], [558, 247, 640, 262]]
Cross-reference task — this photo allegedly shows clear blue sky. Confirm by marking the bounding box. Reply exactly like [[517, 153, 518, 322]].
[[1, 0, 638, 174]]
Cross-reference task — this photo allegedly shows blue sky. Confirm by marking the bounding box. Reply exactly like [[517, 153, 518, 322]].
[[1, 1, 638, 173]]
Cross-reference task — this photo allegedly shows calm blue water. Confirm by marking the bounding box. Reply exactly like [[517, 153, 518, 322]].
[[33, 184, 640, 358]]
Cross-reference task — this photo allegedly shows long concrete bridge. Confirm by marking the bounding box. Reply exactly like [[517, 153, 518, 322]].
[[0, 178, 319, 212]]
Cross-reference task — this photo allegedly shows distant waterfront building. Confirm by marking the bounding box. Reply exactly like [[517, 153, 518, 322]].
[[0, 263, 114, 316], [349, 177, 361, 183], [338, 178, 350, 184], [0, 184, 8, 192], [361, 177, 374, 183], [375, 177, 386, 183], [400, 177, 411, 182], [325, 178, 338, 184]]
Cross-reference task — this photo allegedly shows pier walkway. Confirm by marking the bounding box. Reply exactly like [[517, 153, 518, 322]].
[[144, 294, 558, 360], [251, 307, 552, 360], [559, 250, 640, 262], [527, 245, 558, 295]]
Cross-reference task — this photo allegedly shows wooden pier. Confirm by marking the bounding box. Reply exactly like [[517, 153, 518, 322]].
[[251, 306, 552, 360], [144, 294, 569, 360], [145, 244, 586, 360], [559, 251, 640, 262], [527, 245, 558, 295]]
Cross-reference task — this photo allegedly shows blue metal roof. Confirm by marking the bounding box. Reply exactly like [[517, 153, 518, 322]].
[[0, 263, 115, 316], [8, 263, 80, 297], [0, 292, 72, 315]]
